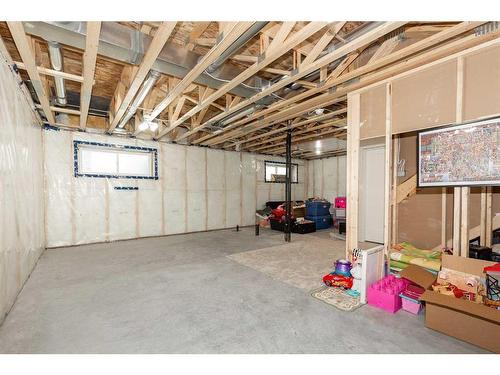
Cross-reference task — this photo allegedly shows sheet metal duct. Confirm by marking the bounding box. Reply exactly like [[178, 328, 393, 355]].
[[117, 70, 161, 129], [47, 41, 66, 106], [205, 21, 268, 73], [22, 21, 272, 99]]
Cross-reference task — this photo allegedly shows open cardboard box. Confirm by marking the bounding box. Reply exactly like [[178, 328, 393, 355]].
[[401, 255, 500, 353]]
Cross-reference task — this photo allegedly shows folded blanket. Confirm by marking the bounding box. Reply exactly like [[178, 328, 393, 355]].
[[390, 251, 441, 272], [392, 242, 441, 259]]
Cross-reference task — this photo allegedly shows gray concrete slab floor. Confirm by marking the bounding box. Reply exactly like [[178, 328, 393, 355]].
[[0, 228, 488, 353]]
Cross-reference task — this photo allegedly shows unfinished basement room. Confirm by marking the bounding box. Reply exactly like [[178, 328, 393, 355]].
[[1, 2, 500, 364]]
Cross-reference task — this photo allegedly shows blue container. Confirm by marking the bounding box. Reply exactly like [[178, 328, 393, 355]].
[[306, 201, 331, 217], [305, 214, 332, 230]]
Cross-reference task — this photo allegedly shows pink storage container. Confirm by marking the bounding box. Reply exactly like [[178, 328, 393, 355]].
[[367, 275, 410, 313], [335, 197, 346, 209], [399, 284, 425, 315], [400, 296, 422, 315]]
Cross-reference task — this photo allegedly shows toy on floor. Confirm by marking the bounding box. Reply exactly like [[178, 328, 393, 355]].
[[322, 259, 354, 289], [334, 259, 352, 277], [322, 273, 353, 289]]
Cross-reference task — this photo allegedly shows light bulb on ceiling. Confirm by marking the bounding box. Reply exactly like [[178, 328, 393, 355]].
[[149, 121, 158, 132], [315, 140, 322, 149], [315, 149, 322, 155], [138, 121, 149, 131], [314, 108, 325, 116]]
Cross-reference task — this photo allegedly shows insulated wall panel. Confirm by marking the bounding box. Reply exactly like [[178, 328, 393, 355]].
[[322, 157, 338, 203], [225, 151, 241, 227], [74, 178, 107, 245], [313, 159, 323, 197], [0, 58, 45, 323], [163, 143, 187, 235], [207, 149, 225, 229], [138, 181, 163, 238], [241, 153, 257, 226], [186, 147, 207, 232], [44, 130, 73, 247], [109, 190, 136, 241]]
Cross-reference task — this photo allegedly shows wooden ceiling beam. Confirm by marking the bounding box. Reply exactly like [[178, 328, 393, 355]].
[[142, 22, 255, 132], [186, 22, 211, 50], [80, 22, 102, 130], [108, 21, 177, 133], [192, 21, 481, 145], [158, 21, 328, 140], [14, 61, 86, 83], [182, 22, 405, 143], [240, 109, 347, 149], [245, 118, 346, 152], [203, 96, 346, 146], [300, 22, 345, 66], [7, 22, 56, 124]]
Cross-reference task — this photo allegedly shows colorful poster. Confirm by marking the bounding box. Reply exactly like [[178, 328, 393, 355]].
[[418, 118, 500, 187]]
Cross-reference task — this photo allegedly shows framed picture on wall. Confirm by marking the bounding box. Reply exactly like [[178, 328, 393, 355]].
[[417, 117, 500, 187]]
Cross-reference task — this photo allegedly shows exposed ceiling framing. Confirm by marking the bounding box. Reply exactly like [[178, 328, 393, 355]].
[[0, 20, 495, 159]]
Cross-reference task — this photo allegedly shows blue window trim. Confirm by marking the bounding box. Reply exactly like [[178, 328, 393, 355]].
[[73, 140, 159, 180]]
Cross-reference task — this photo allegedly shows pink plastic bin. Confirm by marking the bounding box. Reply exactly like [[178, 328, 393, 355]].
[[400, 296, 422, 315], [367, 275, 410, 313], [335, 197, 346, 209]]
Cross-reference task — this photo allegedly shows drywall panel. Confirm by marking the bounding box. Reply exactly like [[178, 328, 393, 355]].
[[392, 60, 457, 133], [322, 157, 338, 203], [463, 45, 500, 121], [0, 58, 45, 323], [360, 84, 386, 140]]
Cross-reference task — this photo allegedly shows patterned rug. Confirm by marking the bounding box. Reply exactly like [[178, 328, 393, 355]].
[[311, 286, 362, 312]]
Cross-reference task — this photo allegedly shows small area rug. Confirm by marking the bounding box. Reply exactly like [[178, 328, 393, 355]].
[[311, 286, 362, 312]]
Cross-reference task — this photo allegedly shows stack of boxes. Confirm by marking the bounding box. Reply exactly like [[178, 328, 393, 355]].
[[305, 200, 332, 230]]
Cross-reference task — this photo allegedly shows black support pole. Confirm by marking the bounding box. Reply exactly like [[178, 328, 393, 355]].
[[284, 127, 292, 242]]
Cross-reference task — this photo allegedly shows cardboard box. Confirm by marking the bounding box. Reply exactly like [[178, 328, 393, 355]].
[[403, 256, 500, 353]]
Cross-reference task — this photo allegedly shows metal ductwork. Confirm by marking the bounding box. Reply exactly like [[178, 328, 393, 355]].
[[22, 21, 274, 99], [117, 70, 161, 129], [47, 41, 66, 106], [205, 21, 269, 73]]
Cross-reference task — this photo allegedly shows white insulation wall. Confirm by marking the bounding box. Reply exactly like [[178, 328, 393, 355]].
[[306, 156, 347, 202], [44, 130, 306, 248], [0, 59, 45, 322]]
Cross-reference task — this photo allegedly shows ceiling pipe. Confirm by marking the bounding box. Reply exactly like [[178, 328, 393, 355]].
[[205, 21, 269, 74], [117, 70, 161, 129], [47, 41, 66, 106]]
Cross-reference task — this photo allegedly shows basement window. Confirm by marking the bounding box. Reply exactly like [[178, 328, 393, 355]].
[[74, 140, 158, 180], [264, 161, 298, 183]]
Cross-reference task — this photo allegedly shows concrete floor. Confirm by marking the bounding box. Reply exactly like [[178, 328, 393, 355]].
[[0, 228, 487, 353]]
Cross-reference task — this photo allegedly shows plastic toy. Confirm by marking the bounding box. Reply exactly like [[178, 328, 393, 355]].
[[334, 259, 352, 277], [350, 263, 362, 293], [322, 273, 353, 289]]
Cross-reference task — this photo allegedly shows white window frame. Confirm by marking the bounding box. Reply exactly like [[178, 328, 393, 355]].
[[264, 160, 298, 183], [74, 140, 158, 180]]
